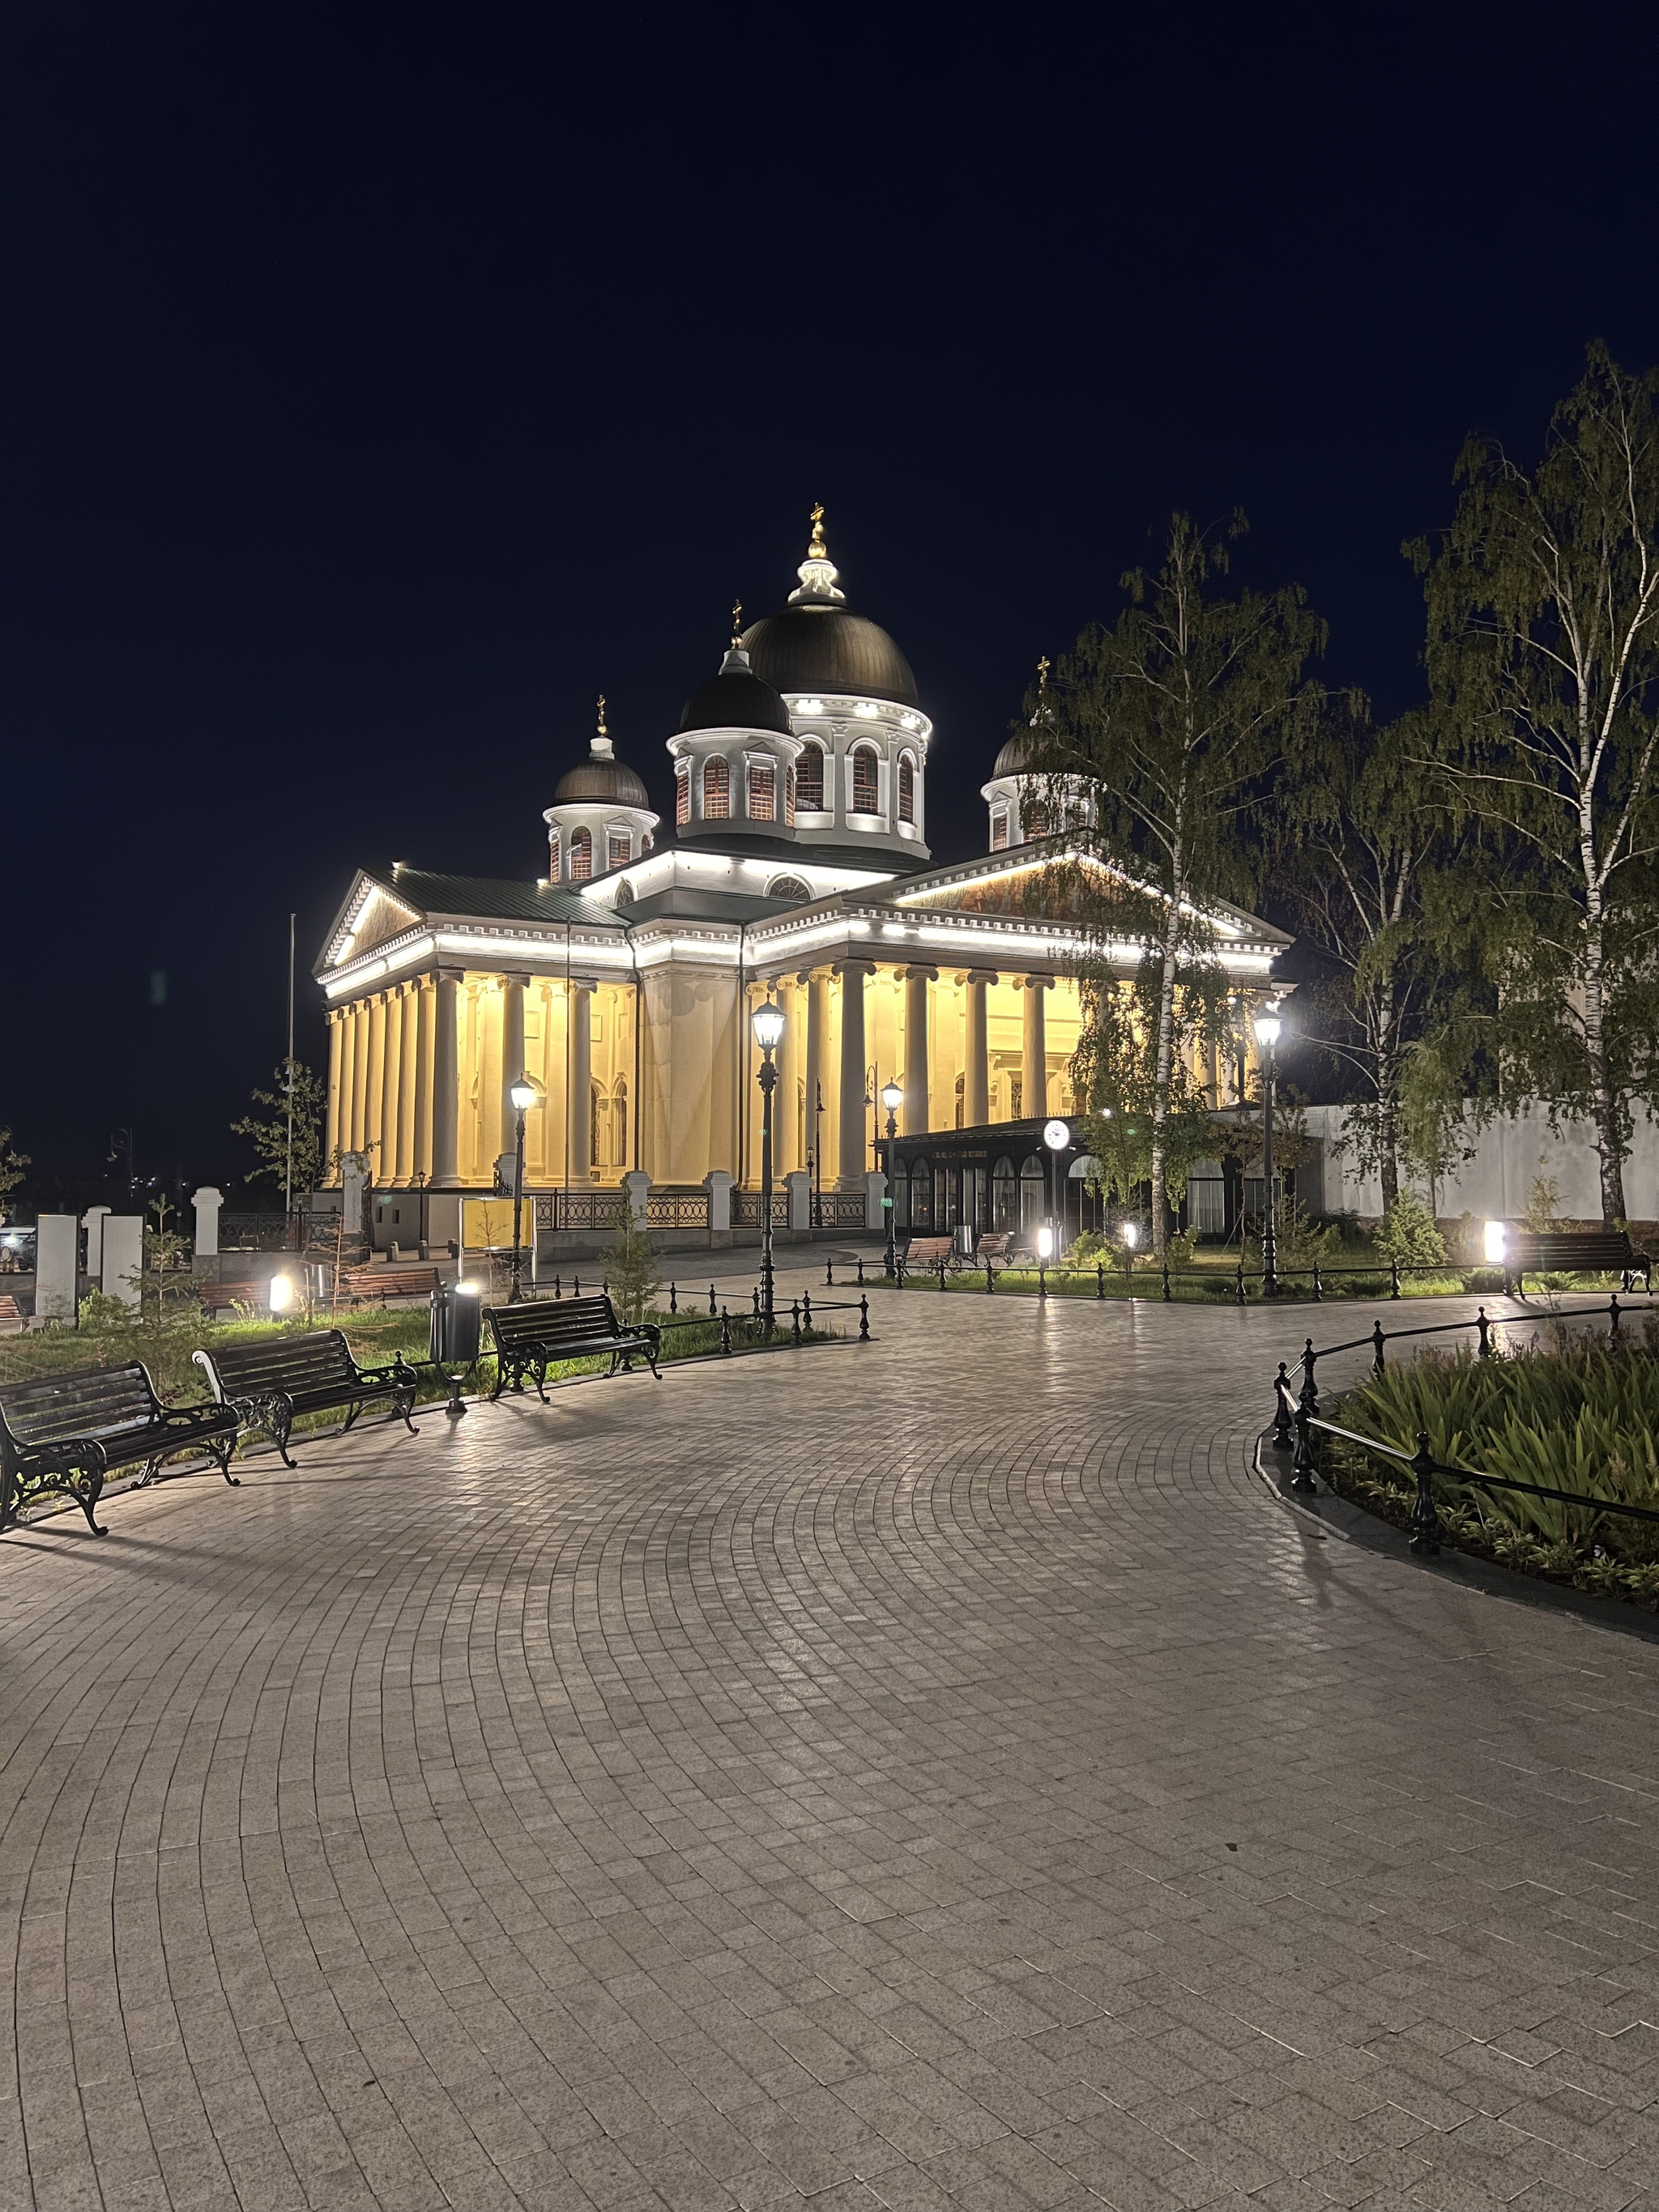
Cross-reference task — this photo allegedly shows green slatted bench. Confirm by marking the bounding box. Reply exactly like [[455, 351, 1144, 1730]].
[[0, 1362, 241, 1536], [484, 1295, 661, 1402], [193, 1328, 420, 1468], [1503, 1229, 1652, 1298]]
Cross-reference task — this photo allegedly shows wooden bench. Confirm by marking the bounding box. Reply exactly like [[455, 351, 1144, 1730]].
[[902, 1235, 959, 1276], [971, 1232, 1013, 1272], [0, 1294, 23, 1336], [196, 1279, 268, 1315], [193, 1329, 420, 1468], [339, 1264, 442, 1306], [1, 1363, 241, 1536], [1504, 1230, 1652, 1297], [484, 1295, 661, 1402]]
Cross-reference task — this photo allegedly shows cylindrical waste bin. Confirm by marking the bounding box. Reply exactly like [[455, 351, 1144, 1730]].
[[429, 1281, 482, 1367]]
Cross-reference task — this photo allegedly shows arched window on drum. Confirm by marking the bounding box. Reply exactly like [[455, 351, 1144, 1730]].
[[795, 743, 824, 812], [702, 756, 730, 820], [851, 745, 879, 816], [569, 827, 593, 881], [898, 752, 915, 824], [676, 765, 690, 825], [548, 829, 561, 879]]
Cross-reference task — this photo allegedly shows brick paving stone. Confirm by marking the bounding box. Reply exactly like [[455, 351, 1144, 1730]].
[[2, 1275, 1657, 2210]]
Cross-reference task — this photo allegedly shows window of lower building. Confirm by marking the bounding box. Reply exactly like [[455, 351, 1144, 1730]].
[[909, 1157, 932, 1229], [992, 1156, 1017, 1230], [767, 874, 811, 903], [1018, 1154, 1045, 1239]]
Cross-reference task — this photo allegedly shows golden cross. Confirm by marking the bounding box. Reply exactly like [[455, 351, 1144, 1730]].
[[596, 693, 607, 737], [731, 598, 743, 643], [1037, 654, 1051, 691], [808, 501, 826, 559]]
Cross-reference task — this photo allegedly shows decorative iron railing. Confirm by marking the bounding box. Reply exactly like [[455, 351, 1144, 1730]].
[[645, 1190, 712, 1229], [731, 1192, 789, 1227], [533, 1191, 627, 1231], [817, 1191, 870, 1228], [218, 1214, 294, 1251]]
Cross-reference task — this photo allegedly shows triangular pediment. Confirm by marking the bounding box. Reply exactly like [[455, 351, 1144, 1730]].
[[316, 872, 425, 973]]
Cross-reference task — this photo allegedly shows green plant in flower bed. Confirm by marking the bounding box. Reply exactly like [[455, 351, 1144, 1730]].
[[1323, 1326, 1659, 1608]]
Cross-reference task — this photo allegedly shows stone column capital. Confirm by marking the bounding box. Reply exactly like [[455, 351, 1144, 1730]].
[[898, 965, 940, 985], [832, 958, 877, 980], [957, 968, 1000, 987]]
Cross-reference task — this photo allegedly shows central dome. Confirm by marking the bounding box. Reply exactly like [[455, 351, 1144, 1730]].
[[741, 509, 919, 708]]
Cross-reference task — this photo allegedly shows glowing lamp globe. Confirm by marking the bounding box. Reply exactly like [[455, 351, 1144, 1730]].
[[752, 1001, 786, 1054], [1252, 1006, 1283, 1049], [881, 1080, 903, 1114], [509, 1074, 536, 1112]]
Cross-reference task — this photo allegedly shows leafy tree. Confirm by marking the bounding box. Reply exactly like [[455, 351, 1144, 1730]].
[[232, 1059, 326, 1211], [1043, 512, 1324, 1258], [1277, 705, 1462, 1211], [0, 1127, 28, 1217], [1414, 343, 1659, 1225], [1073, 974, 1222, 1220]]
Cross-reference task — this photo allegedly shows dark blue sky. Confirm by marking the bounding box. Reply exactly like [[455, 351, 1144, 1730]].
[[6, 1, 1658, 1201]]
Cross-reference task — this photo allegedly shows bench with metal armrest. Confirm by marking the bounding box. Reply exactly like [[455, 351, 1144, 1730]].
[[194, 1328, 420, 1468], [1503, 1230, 1651, 1298], [1, 1362, 241, 1536], [484, 1295, 661, 1402], [339, 1264, 443, 1306]]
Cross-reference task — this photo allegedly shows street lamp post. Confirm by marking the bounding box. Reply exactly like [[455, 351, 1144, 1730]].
[[1252, 1006, 1282, 1297], [880, 1080, 902, 1276], [753, 999, 786, 1333], [507, 1074, 536, 1302]]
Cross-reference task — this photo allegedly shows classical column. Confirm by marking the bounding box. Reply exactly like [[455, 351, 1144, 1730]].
[[396, 982, 418, 1183], [569, 978, 595, 1184], [902, 967, 936, 1135], [775, 977, 800, 1174], [1022, 976, 1052, 1120], [500, 971, 529, 1161], [365, 995, 387, 1180], [803, 969, 829, 1189], [433, 969, 462, 1185], [836, 961, 874, 1190], [324, 1010, 344, 1177], [962, 970, 995, 1127], [379, 988, 403, 1187], [413, 978, 434, 1183], [349, 1000, 371, 1153]]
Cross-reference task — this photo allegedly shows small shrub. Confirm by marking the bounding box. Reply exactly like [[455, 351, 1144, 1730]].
[[1374, 1194, 1448, 1269]]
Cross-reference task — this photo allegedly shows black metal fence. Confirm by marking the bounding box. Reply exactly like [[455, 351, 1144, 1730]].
[[1269, 1295, 1659, 1558], [877, 1250, 1472, 1302]]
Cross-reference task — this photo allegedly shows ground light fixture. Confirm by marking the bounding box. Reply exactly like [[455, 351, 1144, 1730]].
[[268, 1273, 296, 1315], [880, 1080, 903, 1276], [1252, 1004, 1284, 1296], [752, 1000, 786, 1328], [1484, 1220, 1508, 1264], [507, 1073, 536, 1303], [1120, 1222, 1139, 1248]]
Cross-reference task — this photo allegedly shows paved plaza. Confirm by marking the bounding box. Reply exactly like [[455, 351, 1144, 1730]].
[[2, 1275, 1657, 2212]]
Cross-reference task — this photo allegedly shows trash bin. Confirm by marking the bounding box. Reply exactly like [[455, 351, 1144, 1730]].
[[429, 1280, 482, 1367]]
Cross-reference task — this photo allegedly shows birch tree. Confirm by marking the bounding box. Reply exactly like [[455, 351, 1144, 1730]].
[[1414, 344, 1659, 1224], [1043, 513, 1323, 1258]]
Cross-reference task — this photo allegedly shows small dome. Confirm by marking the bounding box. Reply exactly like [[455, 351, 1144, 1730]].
[[679, 645, 793, 736], [993, 727, 1039, 778], [553, 752, 650, 806]]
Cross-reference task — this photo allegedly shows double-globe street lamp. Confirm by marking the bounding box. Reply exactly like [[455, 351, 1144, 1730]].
[[507, 1072, 536, 1302], [1252, 1005, 1282, 1298], [752, 999, 786, 1332], [880, 1080, 903, 1275]]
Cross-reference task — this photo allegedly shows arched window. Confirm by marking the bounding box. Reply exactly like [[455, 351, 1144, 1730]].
[[702, 756, 730, 819], [953, 1071, 965, 1129], [992, 1157, 1017, 1230], [548, 829, 561, 878], [795, 743, 824, 811], [614, 1080, 628, 1169], [851, 746, 879, 815], [991, 808, 1008, 851], [676, 766, 690, 825], [591, 1080, 602, 1168], [614, 878, 635, 907], [909, 1157, 932, 1229], [607, 829, 631, 871], [748, 761, 775, 821], [767, 874, 811, 904], [1018, 1154, 1045, 1239], [784, 765, 795, 826], [898, 754, 915, 824], [570, 827, 593, 881]]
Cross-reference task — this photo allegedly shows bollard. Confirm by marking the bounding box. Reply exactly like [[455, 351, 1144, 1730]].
[[1097, 1264, 1105, 1301], [1299, 1338, 1319, 1416], [1235, 1259, 1246, 1306], [1311, 1262, 1323, 1302], [1371, 1319, 1387, 1375], [720, 1306, 732, 1354], [1272, 1363, 1294, 1449], [938, 1259, 947, 1292], [802, 1289, 813, 1332], [1476, 1306, 1491, 1358], [1610, 1292, 1622, 1339], [574, 1274, 581, 1298], [1290, 1402, 1318, 1493], [709, 1283, 717, 1316], [1407, 1430, 1441, 1554], [1162, 1263, 1171, 1303], [791, 1298, 802, 1345], [1390, 1259, 1401, 1299], [857, 1256, 865, 1285], [752, 1285, 761, 1319], [1038, 1260, 1047, 1299], [859, 1294, 870, 1340], [985, 1259, 995, 1293], [553, 1275, 562, 1299], [668, 1282, 678, 1314], [826, 1258, 834, 1286], [444, 1368, 468, 1421]]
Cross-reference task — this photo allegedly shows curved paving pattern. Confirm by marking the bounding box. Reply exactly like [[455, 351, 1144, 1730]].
[[2, 1279, 1657, 2212]]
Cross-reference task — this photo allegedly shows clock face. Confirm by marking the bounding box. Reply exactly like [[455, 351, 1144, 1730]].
[[1043, 1119, 1071, 1152]]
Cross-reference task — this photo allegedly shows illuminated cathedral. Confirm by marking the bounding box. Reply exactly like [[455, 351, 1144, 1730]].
[[315, 510, 1288, 1247]]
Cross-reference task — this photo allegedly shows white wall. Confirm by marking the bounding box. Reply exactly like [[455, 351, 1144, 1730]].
[[1303, 1102, 1659, 1221]]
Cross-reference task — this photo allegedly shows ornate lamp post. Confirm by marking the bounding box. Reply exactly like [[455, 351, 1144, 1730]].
[[752, 999, 786, 1332], [507, 1073, 536, 1303], [1252, 1006, 1282, 1297], [880, 1080, 902, 1276]]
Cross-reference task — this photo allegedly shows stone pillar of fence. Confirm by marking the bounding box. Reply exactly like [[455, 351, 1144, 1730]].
[[702, 1170, 732, 1234], [783, 1170, 812, 1233], [36, 1214, 78, 1320], [622, 1170, 650, 1227], [192, 1187, 222, 1261], [100, 1217, 143, 1308]]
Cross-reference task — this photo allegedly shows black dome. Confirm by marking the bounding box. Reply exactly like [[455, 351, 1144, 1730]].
[[553, 755, 650, 805], [992, 728, 1037, 778], [742, 604, 918, 708], [679, 653, 793, 736]]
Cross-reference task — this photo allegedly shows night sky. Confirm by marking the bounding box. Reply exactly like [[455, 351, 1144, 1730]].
[[7, 3, 1659, 1207]]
